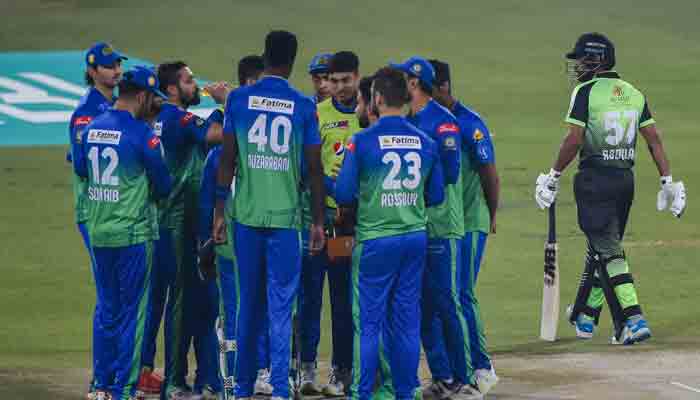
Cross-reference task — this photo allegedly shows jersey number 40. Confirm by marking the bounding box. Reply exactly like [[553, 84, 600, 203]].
[[382, 151, 421, 190], [248, 114, 292, 154]]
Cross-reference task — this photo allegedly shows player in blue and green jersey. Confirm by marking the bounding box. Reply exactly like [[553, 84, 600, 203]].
[[198, 56, 274, 400], [309, 52, 332, 104], [213, 31, 326, 399], [535, 33, 687, 345], [391, 56, 470, 397], [67, 41, 126, 400], [430, 59, 501, 396], [299, 51, 362, 397], [141, 61, 226, 400], [73, 66, 171, 400], [332, 67, 445, 400]]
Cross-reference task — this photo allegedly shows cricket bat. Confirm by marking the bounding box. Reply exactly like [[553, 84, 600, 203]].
[[540, 202, 560, 341]]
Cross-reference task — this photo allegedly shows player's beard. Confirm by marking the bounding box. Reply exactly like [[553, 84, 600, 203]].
[[179, 84, 201, 108]]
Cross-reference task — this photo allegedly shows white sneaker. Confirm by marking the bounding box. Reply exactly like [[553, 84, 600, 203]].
[[474, 368, 498, 395], [94, 392, 113, 400], [255, 368, 274, 395], [190, 386, 219, 400], [322, 367, 346, 397], [300, 362, 322, 394], [423, 379, 462, 400], [455, 384, 483, 400]]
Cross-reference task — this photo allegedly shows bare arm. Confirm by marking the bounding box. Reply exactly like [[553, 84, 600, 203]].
[[639, 124, 671, 176], [553, 124, 585, 172], [478, 163, 500, 233], [206, 122, 224, 144], [304, 144, 325, 226], [212, 133, 237, 243]]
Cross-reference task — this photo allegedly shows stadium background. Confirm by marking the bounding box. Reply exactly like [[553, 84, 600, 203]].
[[1, 0, 698, 398]]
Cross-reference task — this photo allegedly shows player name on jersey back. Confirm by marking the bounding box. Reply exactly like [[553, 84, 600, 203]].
[[248, 96, 295, 115]]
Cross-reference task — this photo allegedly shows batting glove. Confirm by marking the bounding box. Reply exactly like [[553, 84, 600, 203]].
[[535, 169, 561, 209], [657, 176, 686, 218]]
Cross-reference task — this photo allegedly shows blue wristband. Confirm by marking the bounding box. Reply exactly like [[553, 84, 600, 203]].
[[215, 185, 231, 200]]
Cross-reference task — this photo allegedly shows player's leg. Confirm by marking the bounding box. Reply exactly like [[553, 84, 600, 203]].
[[254, 279, 273, 396], [91, 246, 119, 395], [567, 243, 603, 338], [388, 231, 427, 400], [163, 224, 191, 397], [216, 252, 238, 399], [139, 227, 171, 396], [461, 232, 497, 394], [193, 276, 223, 397], [111, 241, 153, 399], [298, 229, 326, 394], [264, 227, 302, 398], [77, 223, 102, 395], [233, 222, 266, 398], [325, 254, 354, 396], [349, 237, 393, 400]]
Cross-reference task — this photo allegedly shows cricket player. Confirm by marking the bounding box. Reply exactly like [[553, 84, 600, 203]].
[[333, 66, 445, 400], [309, 52, 332, 103], [213, 30, 326, 400], [299, 51, 361, 396], [535, 32, 687, 345], [72, 65, 171, 400], [141, 61, 226, 399], [430, 59, 500, 395], [390, 56, 469, 397], [67, 41, 125, 400], [198, 55, 274, 399]]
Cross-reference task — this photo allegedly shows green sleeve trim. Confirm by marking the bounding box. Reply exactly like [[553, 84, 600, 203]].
[[639, 118, 656, 128], [565, 118, 586, 127]]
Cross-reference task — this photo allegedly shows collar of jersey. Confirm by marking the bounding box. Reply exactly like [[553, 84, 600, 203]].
[[595, 71, 620, 79], [260, 75, 290, 85], [90, 86, 116, 106], [415, 98, 437, 117], [332, 98, 357, 114]]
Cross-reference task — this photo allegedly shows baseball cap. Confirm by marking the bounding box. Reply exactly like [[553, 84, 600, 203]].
[[309, 52, 332, 74], [565, 33, 615, 65], [121, 65, 167, 99], [389, 56, 435, 89], [86, 42, 127, 67]]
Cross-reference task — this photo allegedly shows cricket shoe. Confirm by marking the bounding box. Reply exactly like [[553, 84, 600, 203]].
[[190, 385, 220, 400], [135, 369, 163, 397], [322, 366, 350, 397], [255, 368, 274, 395], [300, 362, 322, 394], [454, 384, 483, 400], [474, 367, 499, 396], [92, 391, 113, 400], [566, 305, 595, 339], [423, 379, 463, 400], [612, 315, 652, 345]]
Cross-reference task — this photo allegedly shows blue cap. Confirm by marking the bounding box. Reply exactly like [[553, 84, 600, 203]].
[[121, 66, 167, 99], [86, 42, 127, 67], [308, 52, 332, 74], [389, 56, 435, 89]]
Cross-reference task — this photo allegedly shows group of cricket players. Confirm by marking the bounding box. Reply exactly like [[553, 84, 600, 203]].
[[68, 28, 686, 400]]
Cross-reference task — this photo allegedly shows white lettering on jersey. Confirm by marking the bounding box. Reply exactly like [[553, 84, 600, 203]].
[[248, 96, 295, 115], [381, 192, 418, 208], [378, 135, 422, 150], [87, 129, 122, 145], [247, 154, 290, 171]]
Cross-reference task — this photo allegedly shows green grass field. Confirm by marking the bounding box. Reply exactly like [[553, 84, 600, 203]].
[[1, 0, 699, 396]]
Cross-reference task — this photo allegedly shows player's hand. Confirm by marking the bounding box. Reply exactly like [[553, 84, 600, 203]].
[[657, 176, 686, 218], [212, 209, 227, 244], [535, 169, 561, 209], [490, 215, 497, 234], [309, 224, 326, 256], [329, 160, 342, 178], [204, 82, 232, 105]]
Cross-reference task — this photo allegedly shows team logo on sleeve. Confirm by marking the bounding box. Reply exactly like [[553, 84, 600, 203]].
[[473, 129, 484, 141], [87, 129, 122, 145], [180, 112, 195, 126], [437, 123, 459, 134], [379, 135, 421, 150], [148, 136, 161, 149], [248, 96, 295, 115]]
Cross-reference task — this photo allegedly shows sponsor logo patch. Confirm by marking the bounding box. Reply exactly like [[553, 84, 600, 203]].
[[148, 136, 161, 149], [444, 136, 457, 149], [248, 96, 295, 115], [87, 54, 96, 65], [87, 129, 122, 145], [333, 141, 345, 156], [437, 123, 459, 134], [346, 142, 356, 153], [180, 112, 195, 126], [322, 120, 349, 130], [74, 116, 93, 126], [378, 135, 421, 150]]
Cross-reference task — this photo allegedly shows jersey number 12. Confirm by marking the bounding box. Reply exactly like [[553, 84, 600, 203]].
[[88, 146, 119, 186]]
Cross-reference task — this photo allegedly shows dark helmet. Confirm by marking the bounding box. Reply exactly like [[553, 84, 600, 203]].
[[566, 32, 616, 82]]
